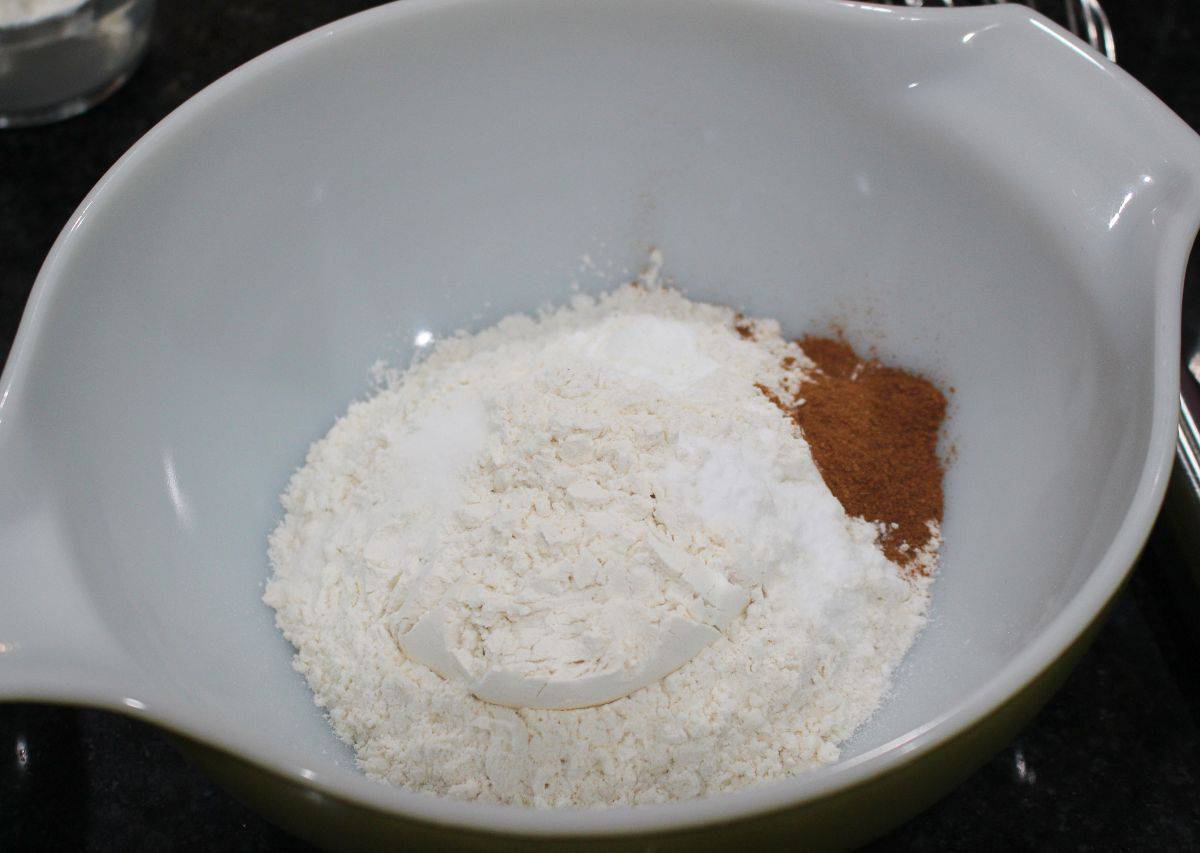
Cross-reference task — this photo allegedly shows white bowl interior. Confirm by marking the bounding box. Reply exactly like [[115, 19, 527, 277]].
[[3, 0, 1197, 821]]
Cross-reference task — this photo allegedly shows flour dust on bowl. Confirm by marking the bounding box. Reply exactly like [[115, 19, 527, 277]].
[[1, 0, 1199, 849]]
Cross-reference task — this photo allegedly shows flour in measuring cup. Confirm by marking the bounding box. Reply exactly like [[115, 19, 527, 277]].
[[0, 0, 84, 26]]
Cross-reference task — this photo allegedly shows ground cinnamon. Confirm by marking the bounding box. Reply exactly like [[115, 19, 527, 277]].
[[767, 336, 947, 572]]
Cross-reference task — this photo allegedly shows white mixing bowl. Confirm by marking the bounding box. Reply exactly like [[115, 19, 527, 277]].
[[1, 0, 1198, 848]]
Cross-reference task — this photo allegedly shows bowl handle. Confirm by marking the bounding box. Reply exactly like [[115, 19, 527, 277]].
[[0, 425, 146, 710]]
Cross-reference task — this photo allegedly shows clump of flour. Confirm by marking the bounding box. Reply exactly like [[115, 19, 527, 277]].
[[264, 272, 933, 807]]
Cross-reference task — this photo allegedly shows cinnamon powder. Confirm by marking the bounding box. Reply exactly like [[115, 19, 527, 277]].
[[767, 336, 947, 572]]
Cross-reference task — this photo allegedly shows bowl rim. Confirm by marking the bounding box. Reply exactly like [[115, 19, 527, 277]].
[[3, 0, 1199, 838]]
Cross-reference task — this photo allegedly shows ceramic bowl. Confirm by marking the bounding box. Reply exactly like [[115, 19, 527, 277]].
[[2, 0, 1198, 848]]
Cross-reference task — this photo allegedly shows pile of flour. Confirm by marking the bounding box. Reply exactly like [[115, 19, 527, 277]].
[[264, 274, 933, 807]]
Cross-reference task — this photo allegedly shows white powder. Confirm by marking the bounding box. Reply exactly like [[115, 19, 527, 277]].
[[0, 0, 83, 26], [265, 277, 933, 807]]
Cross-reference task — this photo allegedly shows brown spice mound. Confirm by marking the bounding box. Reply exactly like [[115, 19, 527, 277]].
[[772, 337, 947, 571]]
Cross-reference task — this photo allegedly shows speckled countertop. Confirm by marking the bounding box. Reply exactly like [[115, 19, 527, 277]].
[[2, 1, 1199, 849]]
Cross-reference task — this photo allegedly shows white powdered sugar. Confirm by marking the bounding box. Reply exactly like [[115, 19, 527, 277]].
[[264, 275, 933, 807]]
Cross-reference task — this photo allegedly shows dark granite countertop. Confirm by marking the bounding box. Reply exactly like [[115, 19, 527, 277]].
[[3, 1, 1199, 849]]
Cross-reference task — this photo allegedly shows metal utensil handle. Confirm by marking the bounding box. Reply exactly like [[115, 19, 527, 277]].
[[871, 0, 1116, 61]]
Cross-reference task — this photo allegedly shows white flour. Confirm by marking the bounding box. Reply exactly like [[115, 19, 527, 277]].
[[264, 277, 933, 807]]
